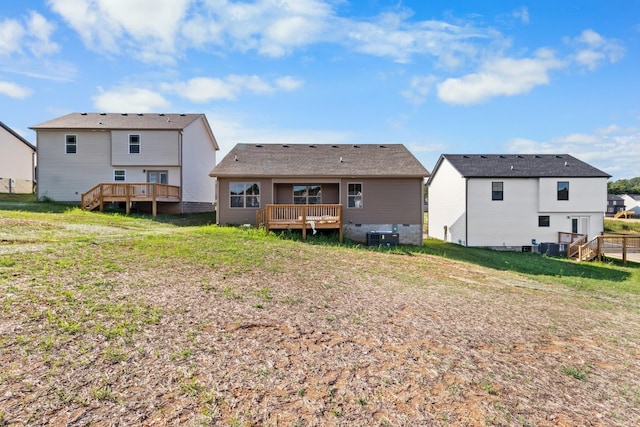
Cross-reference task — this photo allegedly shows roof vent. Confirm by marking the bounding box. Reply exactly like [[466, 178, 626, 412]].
[[499, 155, 506, 158], [481, 155, 487, 158], [510, 165, 514, 170], [80, 112, 87, 115], [159, 113, 165, 116], [282, 144, 289, 148], [379, 145, 387, 148], [353, 145, 360, 148], [340, 157, 344, 163], [309, 145, 316, 148], [234, 155, 238, 161], [121, 113, 128, 116], [255, 144, 263, 148], [332, 145, 338, 148], [179, 113, 185, 116], [100, 112, 106, 116], [137, 113, 143, 116], [564, 161, 569, 166]]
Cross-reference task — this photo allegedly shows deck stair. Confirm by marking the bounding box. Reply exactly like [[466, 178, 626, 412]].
[[614, 210, 635, 219]]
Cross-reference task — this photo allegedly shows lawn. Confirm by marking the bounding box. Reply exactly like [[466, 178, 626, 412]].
[[1, 199, 640, 426]]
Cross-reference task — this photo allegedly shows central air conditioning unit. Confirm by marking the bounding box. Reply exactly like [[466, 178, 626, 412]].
[[366, 232, 399, 247]]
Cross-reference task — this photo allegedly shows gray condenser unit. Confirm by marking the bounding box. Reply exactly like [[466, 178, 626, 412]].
[[367, 232, 399, 247]]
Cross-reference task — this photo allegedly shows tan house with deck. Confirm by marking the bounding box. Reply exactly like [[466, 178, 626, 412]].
[[30, 113, 218, 214], [210, 143, 429, 245], [0, 121, 36, 194]]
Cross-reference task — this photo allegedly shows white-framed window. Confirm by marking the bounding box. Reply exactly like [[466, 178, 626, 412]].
[[492, 182, 503, 200], [129, 134, 141, 154], [65, 134, 77, 154], [293, 185, 321, 204], [348, 183, 363, 208], [147, 170, 168, 184], [114, 170, 126, 181], [230, 182, 260, 208]]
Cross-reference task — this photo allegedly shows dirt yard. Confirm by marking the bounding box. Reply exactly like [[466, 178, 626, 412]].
[[2, 234, 640, 426]]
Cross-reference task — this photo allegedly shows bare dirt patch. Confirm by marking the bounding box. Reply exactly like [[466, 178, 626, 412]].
[[2, 236, 640, 426]]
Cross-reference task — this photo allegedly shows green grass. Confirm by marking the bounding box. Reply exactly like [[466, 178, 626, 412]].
[[605, 218, 640, 234]]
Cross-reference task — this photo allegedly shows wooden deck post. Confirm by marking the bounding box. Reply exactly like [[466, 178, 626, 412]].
[[301, 205, 307, 240], [152, 183, 157, 217], [623, 236, 627, 265]]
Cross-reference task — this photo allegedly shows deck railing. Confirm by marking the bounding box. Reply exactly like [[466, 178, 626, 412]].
[[558, 232, 588, 259], [256, 204, 343, 242], [576, 234, 640, 263], [81, 183, 180, 216]]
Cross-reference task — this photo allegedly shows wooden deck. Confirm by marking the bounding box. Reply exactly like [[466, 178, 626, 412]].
[[81, 183, 180, 216], [256, 204, 343, 243], [578, 234, 640, 264]]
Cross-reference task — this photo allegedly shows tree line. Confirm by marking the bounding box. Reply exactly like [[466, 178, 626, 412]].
[[608, 177, 640, 194]]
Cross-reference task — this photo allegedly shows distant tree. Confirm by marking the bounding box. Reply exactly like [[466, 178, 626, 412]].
[[608, 177, 640, 194]]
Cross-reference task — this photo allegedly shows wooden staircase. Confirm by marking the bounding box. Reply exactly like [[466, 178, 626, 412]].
[[614, 210, 635, 219]]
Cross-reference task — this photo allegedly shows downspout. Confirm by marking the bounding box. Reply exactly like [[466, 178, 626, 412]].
[[179, 130, 184, 213], [465, 178, 469, 247]]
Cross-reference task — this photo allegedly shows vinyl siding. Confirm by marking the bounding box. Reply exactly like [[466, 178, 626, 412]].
[[427, 159, 466, 243], [181, 118, 216, 204], [37, 130, 112, 202], [111, 130, 179, 166], [216, 178, 271, 225], [0, 126, 34, 192], [538, 177, 608, 212], [340, 178, 423, 225]]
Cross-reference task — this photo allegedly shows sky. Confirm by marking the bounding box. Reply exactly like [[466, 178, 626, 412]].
[[1, 0, 639, 181]]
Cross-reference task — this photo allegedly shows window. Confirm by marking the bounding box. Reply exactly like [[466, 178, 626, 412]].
[[65, 134, 77, 154], [293, 185, 321, 204], [492, 182, 503, 201], [557, 181, 569, 200], [348, 183, 363, 208], [114, 170, 125, 181], [129, 134, 141, 154], [230, 182, 260, 208], [538, 216, 550, 227]]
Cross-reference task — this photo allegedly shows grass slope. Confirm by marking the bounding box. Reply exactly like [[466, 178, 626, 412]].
[[1, 199, 640, 426]]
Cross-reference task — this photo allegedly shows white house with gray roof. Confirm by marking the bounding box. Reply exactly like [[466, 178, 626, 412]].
[[0, 121, 36, 194], [427, 154, 610, 250], [210, 143, 430, 245], [30, 112, 219, 213]]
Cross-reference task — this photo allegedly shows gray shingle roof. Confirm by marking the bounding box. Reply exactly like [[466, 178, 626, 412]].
[[30, 112, 205, 130], [434, 154, 610, 179], [210, 143, 429, 178]]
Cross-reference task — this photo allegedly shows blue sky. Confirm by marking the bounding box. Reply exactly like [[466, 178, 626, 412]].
[[1, 0, 639, 180]]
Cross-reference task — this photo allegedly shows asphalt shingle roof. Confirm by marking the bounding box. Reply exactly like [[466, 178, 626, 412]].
[[210, 143, 429, 178], [30, 112, 205, 130], [437, 154, 610, 179]]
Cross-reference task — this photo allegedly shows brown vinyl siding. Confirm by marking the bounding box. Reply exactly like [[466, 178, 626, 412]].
[[341, 178, 423, 224], [217, 178, 271, 225]]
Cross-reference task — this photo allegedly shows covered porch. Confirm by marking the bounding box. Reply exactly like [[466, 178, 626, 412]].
[[256, 204, 343, 243], [81, 183, 180, 216]]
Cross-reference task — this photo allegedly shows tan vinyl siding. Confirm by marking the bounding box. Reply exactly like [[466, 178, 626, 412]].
[[37, 131, 114, 202], [111, 130, 180, 166], [181, 118, 216, 204], [0, 126, 34, 192]]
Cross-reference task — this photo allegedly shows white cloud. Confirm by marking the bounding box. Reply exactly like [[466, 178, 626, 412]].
[[401, 75, 437, 105], [26, 11, 59, 55], [437, 48, 564, 105], [275, 76, 304, 91], [505, 126, 640, 180], [0, 18, 25, 55], [569, 29, 624, 70], [0, 81, 32, 98], [0, 12, 58, 57], [161, 74, 302, 103], [48, 0, 191, 62], [92, 86, 170, 112]]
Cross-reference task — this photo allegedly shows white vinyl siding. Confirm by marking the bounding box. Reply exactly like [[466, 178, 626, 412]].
[[427, 159, 466, 243], [111, 130, 179, 166], [181, 118, 216, 204]]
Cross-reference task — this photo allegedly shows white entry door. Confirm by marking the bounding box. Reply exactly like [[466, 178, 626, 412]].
[[571, 216, 590, 237]]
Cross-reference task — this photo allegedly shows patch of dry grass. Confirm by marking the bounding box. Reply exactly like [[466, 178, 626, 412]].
[[1, 212, 640, 426]]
